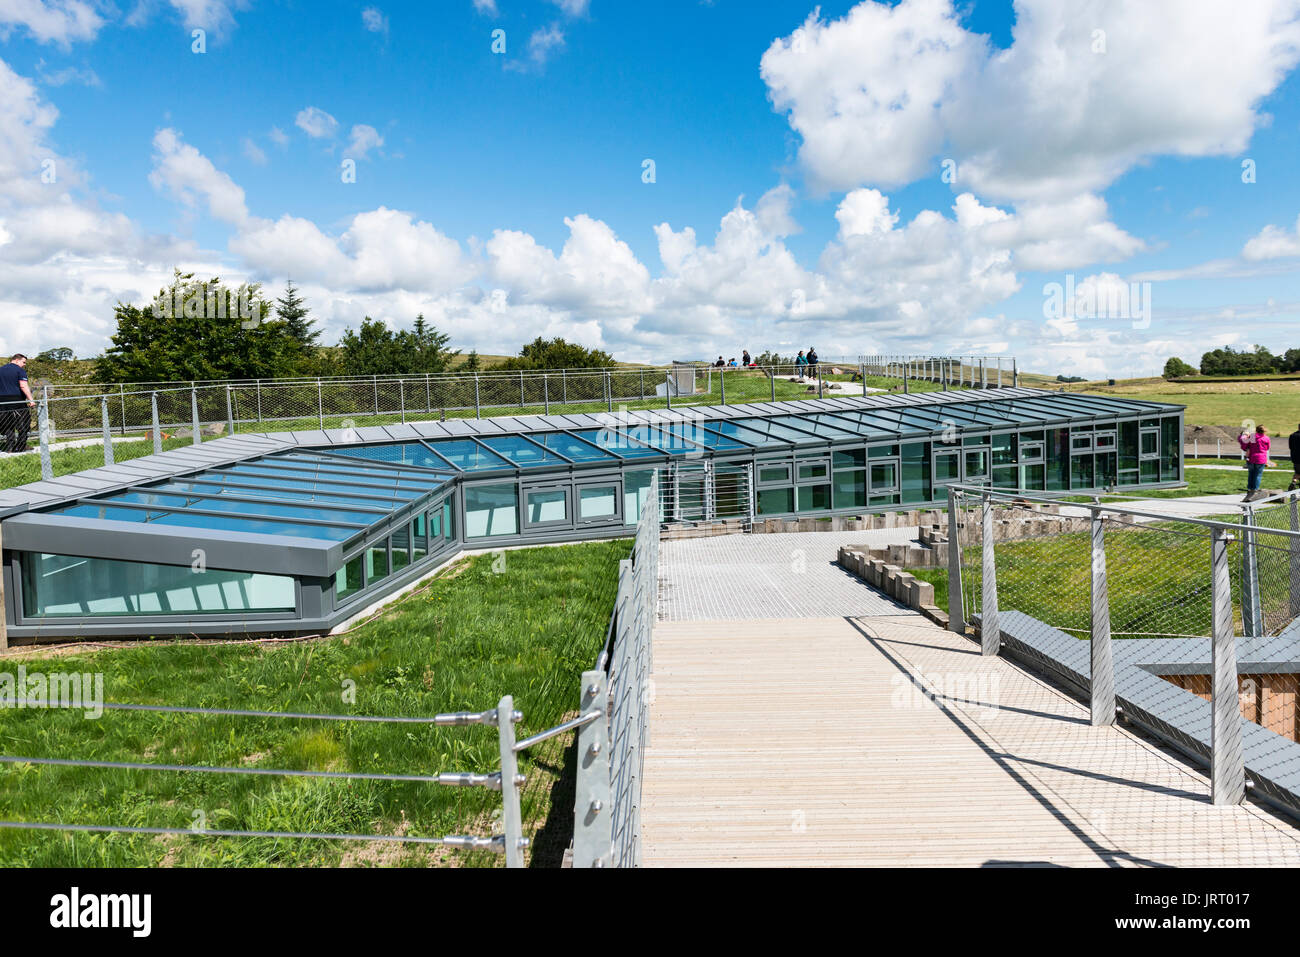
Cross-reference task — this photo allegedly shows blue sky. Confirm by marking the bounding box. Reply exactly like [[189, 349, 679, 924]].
[[3, 0, 1300, 376]]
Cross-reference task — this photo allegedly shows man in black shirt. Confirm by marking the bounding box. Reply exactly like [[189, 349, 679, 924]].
[[0, 353, 34, 453], [1289, 422, 1300, 491]]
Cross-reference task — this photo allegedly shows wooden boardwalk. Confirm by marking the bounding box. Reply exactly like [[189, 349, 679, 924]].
[[641, 613, 1300, 867]]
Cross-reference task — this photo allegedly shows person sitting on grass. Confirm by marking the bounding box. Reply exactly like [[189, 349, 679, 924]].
[[1239, 424, 1271, 502]]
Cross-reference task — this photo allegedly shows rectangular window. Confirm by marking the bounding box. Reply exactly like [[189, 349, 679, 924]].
[[797, 483, 831, 512], [991, 434, 1016, 467], [797, 461, 829, 482], [335, 555, 363, 604], [871, 444, 901, 458], [832, 449, 865, 471], [442, 499, 454, 540], [1019, 441, 1044, 464], [1071, 433, 1094, 453], [21, 554, 296, 618], [900, 442, 930, 504], [391, 524, 411, 573], [1022, 463, 1045, 490], [525, 486, 569, 525], [870, 460, 900, 493], [757, 486, 794, 515], [412, 513, 428, 560], [366, 541, 389, 584], [1139, 428, 1159, 460], [934, 449, 960, 486], [964, 449, 989, 481], [1072, 454, 1095, 489], [465, 483, 519, 538], [832, 470, 866, 509], [578, 484, 619, 520], [1094, 431, 1117, 451], [624, 469, 655, 525], [758, 463, 791, 485]]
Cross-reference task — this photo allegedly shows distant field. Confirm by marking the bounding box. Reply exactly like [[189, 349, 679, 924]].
[[1047, 376, 1300, 431]]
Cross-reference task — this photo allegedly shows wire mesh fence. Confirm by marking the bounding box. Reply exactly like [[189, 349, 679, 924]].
[[947, 486, 1300, 809]]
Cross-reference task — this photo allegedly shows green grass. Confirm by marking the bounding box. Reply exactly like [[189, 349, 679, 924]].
[[0, 436, 196, 490], [0, 540, 627, 867]]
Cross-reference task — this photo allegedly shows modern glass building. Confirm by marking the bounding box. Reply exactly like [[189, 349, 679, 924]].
[[0, 388, 1183, 639]]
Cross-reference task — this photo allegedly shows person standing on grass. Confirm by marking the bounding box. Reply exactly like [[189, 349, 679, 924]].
[[795, 350, 807, 378], [1289, 422, 1300, 492], [1239, 424, 1271, 502], [806, 346, 819, 380], [0, 353, 34, 454]]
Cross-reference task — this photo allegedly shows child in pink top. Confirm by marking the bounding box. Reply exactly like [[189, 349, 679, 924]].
[[1239, 426, 1271, 500]]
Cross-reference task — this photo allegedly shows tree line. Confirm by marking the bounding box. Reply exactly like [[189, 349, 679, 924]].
[[35, 273, 616, 384], [1163, 346, 1300, 379]]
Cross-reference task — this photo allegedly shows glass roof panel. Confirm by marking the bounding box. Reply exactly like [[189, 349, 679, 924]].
[[164, 477, 422, 507], [653, 421, 748, 451], [570, 428, 667, 458], [534, 431, 618, 462], [766, 414, 862, 440], [224, 463, 440, 493], [479, 435, 568, 468], [321, 443, 457, 472], [108, 490, 375, 526], [58, 504, 356, 540], [425, 439, 513, 471], [706, 419, 803, 446]]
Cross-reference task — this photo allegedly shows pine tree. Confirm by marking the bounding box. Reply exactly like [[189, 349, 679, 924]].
[[275, 280, 319, 348]]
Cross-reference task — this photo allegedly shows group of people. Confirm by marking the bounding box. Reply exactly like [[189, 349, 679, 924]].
[[0, 354, 34, 454], [710, 347, 821, 378], [1237, 423, 1300, 500]]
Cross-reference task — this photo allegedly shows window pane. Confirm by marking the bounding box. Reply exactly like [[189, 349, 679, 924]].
[[964, 450, 988, 479], [797, 484, 831, 512], [579, 485, 618, 519], [526, 487, 568, 524], [366, 542, 389, 584], [871, 462, 899, 491], [465, 483, 519, 537], [392, 524, 411, 573], [832, 449, 866, 470], [832, 470, 866, 509], [335, 556, 363, 603], [758, 464, 790, 484], [934, 451, 960, 484], [757, 486, 794, 515], [624, 470, 655, 525], [797, 462, 829, 482], [22, 553, 294, 618]]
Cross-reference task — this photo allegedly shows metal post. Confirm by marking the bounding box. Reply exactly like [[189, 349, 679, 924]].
[[1210, 527, 1245, 805], [720, 367, 726, 405], [496, 696, 525, 867], [997, 357, 1003, 388], [980, 358, 987, 389], [37, 392, 52, 480], [942, 358, 948, 392], [0, 524, 7, 651], [255, 379, 262, 425], [1290, 495, 1300, 619], [190, 387, 200, 446], [1012, 357, 1018, 388], [317, 378, 325, 430], [666, 369, 672, 410], [605, 370, 612, 413], [946, 487, 965, 634], [562, 369, 567, 406], [639, 368, 645, 400], [902, 360, 909, 394], [520, 371, 525, 409], [543, 374, 550, 415], [149, 392, 162, 454], [225, 385, 235, 436], [373, 375, 379, 415], [1241, 505, 1262, 638], [100, 398, 114, 467], [425, 372, 431, 413], [817, 365, 823, 399], [1090, 510, 1115, 725], [118, 383, 126, 436], [572, 670, 611, 868], [473, 375, 480, 418], [980, 491, 999, 656]]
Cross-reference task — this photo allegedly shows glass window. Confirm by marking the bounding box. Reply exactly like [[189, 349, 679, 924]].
[[901, 442, 930, 504], [427, 439, 512, 471], [1020, 441, 1044, 463], [481, 435, 568, 468], [964, 449, 989, 480], [1046, 428, 1070, 491], [832, 449, 866, 470], [870, 444, 901, 458], [412, 513, 428, 561], [991, 434, 1016, 467], [757, 486, 794, 515], [392, 524, 412, 573], [1072, 454, 1095, 489], [797, 484, 831, 512], [1022, 463, 1045, 490], [536, 432, 618, 463], [328, 443, 456, 472], [578, 484, 618, 520], [366, 541, 389, 584], [465, 483, 519, 538], [832, 470, 866, 509], [526, 487, 569, 524], [442, 499, 454, 540], [797, 461, 829, 482], [1120, 421, 1139, 472], [335, 556, 363, 604], [758, 464, 791, 485], [624, 470, 656, 525], [934, 450, 960, 485], [870, 461, 899, 492], [1140, 429, 1159, 459], [21, 553, 295, 618], [1094, 431, 1117, 450]]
